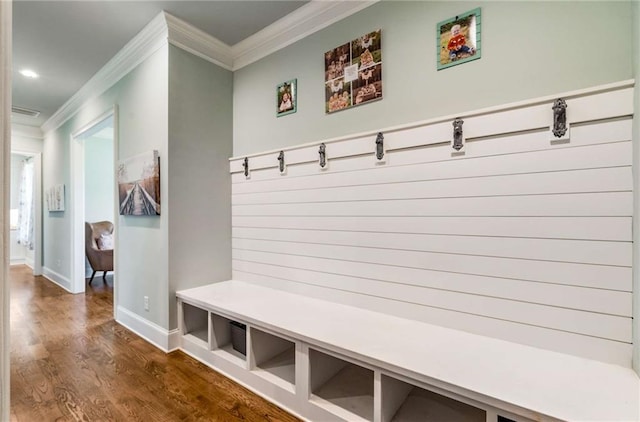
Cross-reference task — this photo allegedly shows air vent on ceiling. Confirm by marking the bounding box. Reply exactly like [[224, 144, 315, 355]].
[[11, 106, 41, 118]]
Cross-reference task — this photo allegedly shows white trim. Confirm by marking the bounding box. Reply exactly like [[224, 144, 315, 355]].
[[116, 305, 180, 352], [70, 109, 116, 296], [31, 153, 42, 276], [41, 12, 168, 135], [168, 328, 181, 352], [25, 255, 34, 270], [70, 108, 115, 140], [231, 1, 378, 70], [42, 266, 73, 293], [11, 123, 43, 140], [230, 79, 636, 161], [70, 127, 86, 295], [112, 106, 119, 321], [9, 259, 25, 266], [165, 12, 233, 71]]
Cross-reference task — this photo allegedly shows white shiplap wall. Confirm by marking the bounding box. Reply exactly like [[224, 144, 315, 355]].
[[230, 81, 635, 367]]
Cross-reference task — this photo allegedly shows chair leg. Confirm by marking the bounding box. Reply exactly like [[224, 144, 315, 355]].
[[89, 270, 96, 285], [103, 271, 108, 283]]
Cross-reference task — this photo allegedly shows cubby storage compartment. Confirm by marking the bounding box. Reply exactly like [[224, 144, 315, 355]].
[[181, 302, 208, 346], [210, 312, 247, 367], [381, 374, 485, 422], [250, 327, 296, 392], [309, 348, 374, 421], [230, 321, 247, 355]]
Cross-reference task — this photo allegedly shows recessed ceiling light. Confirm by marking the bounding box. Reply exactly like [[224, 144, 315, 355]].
[[19, 69, 39, 79]]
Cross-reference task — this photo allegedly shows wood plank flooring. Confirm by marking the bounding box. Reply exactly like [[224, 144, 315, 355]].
[[9, 265, 300, 421]]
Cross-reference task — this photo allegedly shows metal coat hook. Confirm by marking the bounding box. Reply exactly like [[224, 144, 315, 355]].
[[452, 118, 464, 151], [319, 143, 327, 168], [375, 132, 384, 160], [552, 98, 568, 138], [243, 157, 249, 177], [277, 150, 285, 173]]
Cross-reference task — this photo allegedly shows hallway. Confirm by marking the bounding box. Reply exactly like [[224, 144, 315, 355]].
[[9, 265, 298, 421]]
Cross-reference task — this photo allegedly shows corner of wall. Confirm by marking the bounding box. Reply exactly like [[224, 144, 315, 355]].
[[116, 305, 179, 352], [631, 0, 640, 376], [166, 45, 233, 330]]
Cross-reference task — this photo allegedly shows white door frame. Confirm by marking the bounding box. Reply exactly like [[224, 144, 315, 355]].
[[32, 153, 42, 275], [70, 107, 117, 298]]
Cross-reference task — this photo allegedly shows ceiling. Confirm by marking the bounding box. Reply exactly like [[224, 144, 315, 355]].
[[12, 0, 309, 128]]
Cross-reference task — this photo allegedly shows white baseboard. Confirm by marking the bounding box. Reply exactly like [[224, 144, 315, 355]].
[[168, 328, 180, 351], [116, 305, 180, 352], [10, 258, 25, 266], [42, 266, 72, 292]]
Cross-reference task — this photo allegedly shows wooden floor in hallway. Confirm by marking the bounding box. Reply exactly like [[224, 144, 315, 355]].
[[9, 265, 300, 422]]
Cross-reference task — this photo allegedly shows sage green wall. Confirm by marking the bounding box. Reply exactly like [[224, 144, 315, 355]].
[[233, 1, 633, 155], [84, 134, 114, 224], [43, 118, 72, 279], [43, 45, 169, 327], [167, 45, 233, 329]]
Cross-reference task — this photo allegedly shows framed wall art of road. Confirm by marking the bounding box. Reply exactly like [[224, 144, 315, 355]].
[[117, 150, 160, 216]]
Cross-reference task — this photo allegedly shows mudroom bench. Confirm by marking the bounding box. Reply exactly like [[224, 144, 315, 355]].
[[177, 80, 639, 421], [176, 280, 639, 422]]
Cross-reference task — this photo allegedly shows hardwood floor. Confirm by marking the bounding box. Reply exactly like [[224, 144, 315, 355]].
[[9, 265, 300, 422]]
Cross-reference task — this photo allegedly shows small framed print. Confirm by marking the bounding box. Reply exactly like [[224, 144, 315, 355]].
[[437, 8, 481, 70], [277, 79, 297, 117], [46, 184, 65, 212]]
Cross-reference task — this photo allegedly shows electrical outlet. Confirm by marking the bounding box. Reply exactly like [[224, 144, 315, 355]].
[[144, 296, 149, 311]]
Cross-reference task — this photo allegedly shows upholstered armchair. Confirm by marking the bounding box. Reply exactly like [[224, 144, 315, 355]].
[[85, 221, 114, 284]]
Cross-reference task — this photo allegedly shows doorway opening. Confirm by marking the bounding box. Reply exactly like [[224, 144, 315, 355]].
[[9, 150, 42, 276], [70, 110, 117, 301]]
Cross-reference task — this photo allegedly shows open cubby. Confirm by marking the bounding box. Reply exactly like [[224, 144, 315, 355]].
[[250, 328, 296, 392], [210, 312, 247, 366], [381, 374, 485, 422], [182, 302, 208, 344], [309, 348, 374, 421]]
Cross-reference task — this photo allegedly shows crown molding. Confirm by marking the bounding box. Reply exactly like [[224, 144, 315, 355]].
[[232, 0, 378, 70], [11, 123, 43, 140], [41, 12, 168, 135], [165, 12, 233, 70], [41, 3, 378, 135]]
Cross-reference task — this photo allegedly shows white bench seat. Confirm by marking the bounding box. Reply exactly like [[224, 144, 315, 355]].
[[176, 280, 639, 421]]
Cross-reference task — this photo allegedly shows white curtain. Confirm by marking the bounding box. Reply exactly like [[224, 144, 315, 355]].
[[17, 158, 34, 250]]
